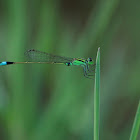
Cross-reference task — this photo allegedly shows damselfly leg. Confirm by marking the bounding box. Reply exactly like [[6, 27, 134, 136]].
[[82, 65, 94, 79]]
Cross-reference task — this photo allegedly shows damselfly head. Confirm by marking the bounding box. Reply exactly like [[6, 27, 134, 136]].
[[87, 58, 94, 65]]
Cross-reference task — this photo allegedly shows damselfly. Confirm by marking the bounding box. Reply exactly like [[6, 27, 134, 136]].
[[0, 49, 95, 79]]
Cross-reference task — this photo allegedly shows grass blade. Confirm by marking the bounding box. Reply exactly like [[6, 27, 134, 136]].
[[94, 47, 100, 140], [129, 101, 140, 140]]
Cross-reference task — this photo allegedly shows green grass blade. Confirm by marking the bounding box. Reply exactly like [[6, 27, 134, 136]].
[[94, 47, 100, 140], [129, 101, 140, 140]]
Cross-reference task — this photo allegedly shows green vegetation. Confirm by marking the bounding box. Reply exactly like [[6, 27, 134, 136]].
[[129, 101, 140, 140], [94, 48, 100, 140]]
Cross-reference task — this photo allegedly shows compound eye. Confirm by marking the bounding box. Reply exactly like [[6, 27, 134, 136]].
[[88, 58, 92, 62]]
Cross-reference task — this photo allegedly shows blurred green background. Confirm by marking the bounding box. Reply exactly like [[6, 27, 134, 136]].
[[0, 0, 139, 140]]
